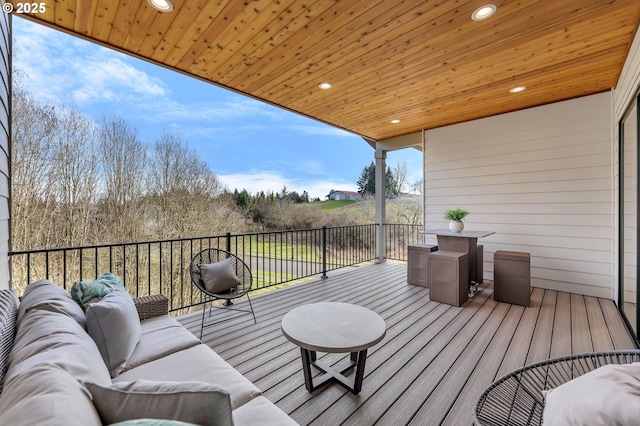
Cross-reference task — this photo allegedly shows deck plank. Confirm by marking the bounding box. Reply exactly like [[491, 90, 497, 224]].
[[175, 262, 638, 426], [571, 293, 594, 353], [585, 295, 615, 351], [601, 297, 637, 349], [441, 303, 524, 426], [550, 291, 572, 357], [408, 301, 511, 425], [373, 289, 497, 426], [495, 287, 544, 377], [526, 290, 556, 364]]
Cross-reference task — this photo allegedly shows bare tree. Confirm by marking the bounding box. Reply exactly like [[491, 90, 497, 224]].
[[50, 107, 99, 246], [410, 178, 423, 195], [148, 131, 226, 238], [392, 161, 408, 195], [11, 88, 58, 250], [97, 116, 147, 242]]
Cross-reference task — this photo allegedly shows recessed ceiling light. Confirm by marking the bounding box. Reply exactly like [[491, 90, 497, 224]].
[[509, 86, 526, 93], [318, 82, 333, 90], [148, 0, 173, 12], [472, 4, 497, 21], [390, 119, 401, 124]]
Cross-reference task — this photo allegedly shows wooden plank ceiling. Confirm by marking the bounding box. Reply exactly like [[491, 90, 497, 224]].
[[13, 0, 640, 141]]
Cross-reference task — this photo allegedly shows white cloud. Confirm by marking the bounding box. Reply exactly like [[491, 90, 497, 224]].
[[218, 170, 357, 200], [139, 96, 287, 124], [14, 19, 168, 106], [71, 57, 168, 104]]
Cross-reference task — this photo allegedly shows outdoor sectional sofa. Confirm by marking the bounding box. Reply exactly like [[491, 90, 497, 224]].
[[0, 279, 297, 425]]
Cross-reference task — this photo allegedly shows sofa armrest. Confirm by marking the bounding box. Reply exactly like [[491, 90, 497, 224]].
[[133, 294, 169, 321]]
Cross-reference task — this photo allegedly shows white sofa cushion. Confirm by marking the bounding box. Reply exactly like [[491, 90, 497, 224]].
[[113, 344, 262, 410], [110, 420, 199, 425], [543, 362, 640, 425], [0, 364, 102, 426], [122, 315, 200, 373], [18, 279, 86, 327], [0, 291, 110, 426], [5, 301, 111, 386], [232, 395, 299, 426], [86, 380, 233, 426], [86, 289, 142, 377]]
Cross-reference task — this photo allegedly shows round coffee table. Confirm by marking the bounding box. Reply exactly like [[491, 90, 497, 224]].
[[281, 302, 386, 394]]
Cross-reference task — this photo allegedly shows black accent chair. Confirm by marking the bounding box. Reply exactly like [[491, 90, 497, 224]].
[[473, 350, 640, 425], [189, 248, 256, 339]]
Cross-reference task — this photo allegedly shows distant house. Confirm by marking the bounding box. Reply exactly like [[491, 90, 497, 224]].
[[327, 190, 361, 201]]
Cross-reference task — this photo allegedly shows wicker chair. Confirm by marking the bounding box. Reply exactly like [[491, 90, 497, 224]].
[[189, 248, 256, 339], [473, 350, 640, 425]]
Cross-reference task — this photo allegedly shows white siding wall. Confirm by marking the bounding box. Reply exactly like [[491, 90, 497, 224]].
[[423, 92, 613, 298], [614, 25, 640, 121], [0, 10, 8, 290], [613, 24, 640, 304]]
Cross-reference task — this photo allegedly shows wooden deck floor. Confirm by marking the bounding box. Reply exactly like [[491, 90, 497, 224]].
[[176, 262, 637, 425]]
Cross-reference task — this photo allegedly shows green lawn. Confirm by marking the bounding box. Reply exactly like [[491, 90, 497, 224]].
[[245, 241, 319, 261]]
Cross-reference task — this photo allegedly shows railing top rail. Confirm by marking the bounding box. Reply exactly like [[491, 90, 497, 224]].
[[9, 223, 381, 256]]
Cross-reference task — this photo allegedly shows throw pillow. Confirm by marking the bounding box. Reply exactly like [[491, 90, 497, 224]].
[[542, 362, 640, 425], [71, 272, 125, 310], [85, 289, 141, 377], [86, 380, 233, 426], [200, 258, 240, 294]]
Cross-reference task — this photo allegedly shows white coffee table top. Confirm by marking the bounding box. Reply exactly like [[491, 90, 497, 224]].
[[281, 302, 386, 353]]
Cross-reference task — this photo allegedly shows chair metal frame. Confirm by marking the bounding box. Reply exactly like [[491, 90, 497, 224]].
[[473, 350, 640, 426], [189, 248, 257, 339]]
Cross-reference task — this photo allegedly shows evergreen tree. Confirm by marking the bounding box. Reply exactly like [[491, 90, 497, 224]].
[[357, 162, 376, 195], [233, 188, 251, 210], [356, 162, 399, 197], [385, 166, 398, 198]]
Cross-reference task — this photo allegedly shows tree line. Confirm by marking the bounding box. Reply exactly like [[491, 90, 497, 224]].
[[12, 81, 423, 252], [356, 161, 422, 197], [12, 84, 362, 251], [12, 86, 241, 251]]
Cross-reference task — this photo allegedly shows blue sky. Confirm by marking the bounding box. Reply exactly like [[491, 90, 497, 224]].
[[12, 18, 422, 200]]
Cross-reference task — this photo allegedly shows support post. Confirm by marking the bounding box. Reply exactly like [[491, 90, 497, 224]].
[[321, 226, 328, 278], [375, 147, 387, 263]]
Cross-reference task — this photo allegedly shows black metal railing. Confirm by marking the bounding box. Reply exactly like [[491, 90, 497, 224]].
[[384, 223, 424, 260], [9, 224, 379, 314]]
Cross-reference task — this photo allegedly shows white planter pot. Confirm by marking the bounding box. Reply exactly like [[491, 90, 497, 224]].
[[449, 220, 464, 233]]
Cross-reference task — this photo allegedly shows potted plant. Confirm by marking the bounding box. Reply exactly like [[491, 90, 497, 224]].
[[444, 208, 469, 233]]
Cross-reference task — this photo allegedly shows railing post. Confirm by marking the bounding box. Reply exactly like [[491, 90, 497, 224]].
[[26, 253, 31, 284], [322, 226, 328, 279], [225, 232, 231, 253]]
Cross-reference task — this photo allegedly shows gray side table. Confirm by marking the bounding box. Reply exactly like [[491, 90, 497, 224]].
[[281, 302, 386, 394]]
